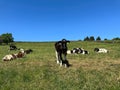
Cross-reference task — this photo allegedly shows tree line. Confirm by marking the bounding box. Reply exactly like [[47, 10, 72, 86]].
[[0, 33, 120, 44], [84, 36, 101, 41], [0, 33, 14, 45], [82, 36, 120, 42], [83, 36, 120, 41]]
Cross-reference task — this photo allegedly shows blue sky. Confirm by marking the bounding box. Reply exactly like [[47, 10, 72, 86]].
[[0, 0, 120, 41]]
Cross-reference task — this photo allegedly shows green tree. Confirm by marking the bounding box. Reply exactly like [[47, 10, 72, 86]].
[[104, 38, 108, 41], [0, 36, 3, 45], [89, 36, 95, 41], [84, 36, 89, 41], [96, 36, 101, 41], [1, 33, 14, 44]]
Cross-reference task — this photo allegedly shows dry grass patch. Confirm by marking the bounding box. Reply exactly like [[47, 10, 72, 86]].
[[69, 59, 120, 71]]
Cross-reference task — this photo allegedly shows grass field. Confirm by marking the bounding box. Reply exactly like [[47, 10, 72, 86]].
[[0, 41, 120, 90]]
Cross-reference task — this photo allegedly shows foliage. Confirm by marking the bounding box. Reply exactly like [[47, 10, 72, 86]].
[[84, 36, 90, 41], [89, 36, 95, 41], [104, 38, 108, 41], [84, 36, 95, 41], [1, 33, 14, 44], [112, 37, 120, 40], [0, 36, 3, 45], [96, 36, 101, 41]]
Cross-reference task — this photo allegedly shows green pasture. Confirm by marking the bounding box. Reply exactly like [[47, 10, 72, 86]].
[[0, 41, 120, 90]]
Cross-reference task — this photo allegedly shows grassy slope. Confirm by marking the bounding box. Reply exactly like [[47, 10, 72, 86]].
[[0, 41, 120, 90]]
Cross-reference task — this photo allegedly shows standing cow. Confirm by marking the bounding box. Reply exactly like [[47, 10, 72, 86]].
[[55, 39, 70, 67]]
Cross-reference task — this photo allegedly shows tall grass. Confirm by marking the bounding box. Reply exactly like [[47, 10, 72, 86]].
[[0, 41, 120, 90]]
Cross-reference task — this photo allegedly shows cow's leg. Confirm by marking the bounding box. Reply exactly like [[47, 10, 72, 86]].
[[59, 53, 63, 66], [63, 53, 69, 67], [55, 51, 59, 64], [63, 53, 67, 61], [55, 51, 61, 64]]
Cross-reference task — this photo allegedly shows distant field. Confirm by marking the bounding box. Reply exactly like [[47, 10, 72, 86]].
[[0, 41, 120, 90]]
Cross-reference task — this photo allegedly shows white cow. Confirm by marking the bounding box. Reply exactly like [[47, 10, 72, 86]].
[[2, 54, 14, 61], [94, 48, 108, 53]]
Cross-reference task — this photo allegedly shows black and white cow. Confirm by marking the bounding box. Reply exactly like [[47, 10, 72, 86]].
[[55, 39, 70, 67], [9, 44, 17, 51], [94, 48, 108, 53], [79, 48, 89, 54], [67, 48, 89, 54], [24, 49, 33, 54]]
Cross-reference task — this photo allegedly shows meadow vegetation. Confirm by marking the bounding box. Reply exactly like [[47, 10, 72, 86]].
[[0, 41, 120, 90]]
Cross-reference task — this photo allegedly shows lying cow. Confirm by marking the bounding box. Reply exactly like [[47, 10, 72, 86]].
[[11, 54, 18, 59], [2, 49, 26, 61], [9, 44, 17, 51], [2, 55, 13, 61], [94, 48, 108, 53], [67, 48, 89, 54], [2, 52, 25, 61], [24, 49, 33, 54], [17, 48, 26, 58], [17, 52, 25, 58]]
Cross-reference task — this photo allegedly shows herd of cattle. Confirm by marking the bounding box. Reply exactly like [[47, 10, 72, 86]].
[[55, 39, 108, 67], [2, 44, 33, 61], [67, 47, 108, 54], [2, 39, 108, 67]]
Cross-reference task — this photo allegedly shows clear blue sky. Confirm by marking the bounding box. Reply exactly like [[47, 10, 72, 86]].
[[0, 0, 120, 41]]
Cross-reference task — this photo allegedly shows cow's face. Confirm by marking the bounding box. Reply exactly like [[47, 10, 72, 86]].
[[61, 39, 70, 49]]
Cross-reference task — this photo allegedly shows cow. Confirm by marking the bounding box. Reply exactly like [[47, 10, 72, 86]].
[[17, 48, 26, 58], [9, 44, 17, 51], [24, 49, 33, 54], [2, 48, 27, 61], [2, 54, 14, 61], [79, 48, 89, 54], [94, 48, 108, 53], [11, 54, 18, 59], [55, 39, 70, 67], [67, 48, 89, 54], [17, 52, 25, 58]]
